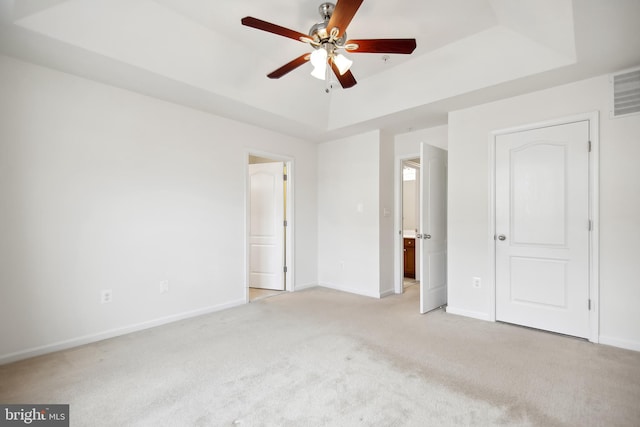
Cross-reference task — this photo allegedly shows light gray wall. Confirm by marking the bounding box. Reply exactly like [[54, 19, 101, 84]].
[[316, 129, 395, 298], [379, 130, 395, 297], [317, 130, 382, 298], [395, 125, 448, 154], [447, 73, 640, 351], [0, 55, 318, 363]]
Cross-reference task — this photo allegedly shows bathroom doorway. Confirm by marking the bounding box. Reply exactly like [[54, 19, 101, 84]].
[[396, 144, 448, 313], [401, 158, 420, 291]]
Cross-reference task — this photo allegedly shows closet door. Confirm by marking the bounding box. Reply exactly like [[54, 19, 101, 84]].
[[495, 121, 590, 338]]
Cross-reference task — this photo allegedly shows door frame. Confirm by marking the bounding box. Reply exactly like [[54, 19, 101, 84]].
[[487, 112, 600, 343], [244, 150, 294, 303]]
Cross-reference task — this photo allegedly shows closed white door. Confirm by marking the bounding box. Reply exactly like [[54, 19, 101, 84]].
[[495, 121, 590, 338], [249, 162, 285, 290], [419, 143, 448, 314]]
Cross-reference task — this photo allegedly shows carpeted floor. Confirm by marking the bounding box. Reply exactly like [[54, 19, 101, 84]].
[[1, 286, 639, 426]]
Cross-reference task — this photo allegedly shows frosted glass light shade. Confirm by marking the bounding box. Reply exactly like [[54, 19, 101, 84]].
[[310, 48, 328, 80], [334, 53, 353, 75], [310, 48, 327, 67], [311, 64, 326, 80]]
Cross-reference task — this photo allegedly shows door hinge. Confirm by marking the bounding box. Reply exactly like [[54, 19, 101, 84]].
[[284, 266, 288, 273], [283, 174, 288, 181], [588, 219, 592, 231], [588, 141, 592, 152], [284, 220, 288, 227], [588, 299, 592, 310]]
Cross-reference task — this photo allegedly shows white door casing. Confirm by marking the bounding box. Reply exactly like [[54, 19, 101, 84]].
[[494, 120, 591, 338], [248, 162, 285, 290], [420, 143, 448, 314]]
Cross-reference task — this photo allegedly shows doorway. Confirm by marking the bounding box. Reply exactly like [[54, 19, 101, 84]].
[[489, 113, 600, 341], [396, 143, 448, 313], [402, 158, 420, 291], [246, 153, 293, 302]]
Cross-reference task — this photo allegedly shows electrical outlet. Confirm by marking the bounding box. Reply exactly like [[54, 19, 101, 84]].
[[472, 277, 481, 288], [100, 289, 112, 304], [159, 280, 169, 294]]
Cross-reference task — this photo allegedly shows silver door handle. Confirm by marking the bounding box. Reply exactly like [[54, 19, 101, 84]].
[[498, 235, 506, 241], [416, 234, 423, 239], [425, 234, 431, 239]]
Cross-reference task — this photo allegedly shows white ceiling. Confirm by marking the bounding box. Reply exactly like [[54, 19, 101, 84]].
[[1, 0, 639, 142]]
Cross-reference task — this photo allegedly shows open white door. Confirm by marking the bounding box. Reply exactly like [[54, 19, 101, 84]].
[[419, 143, 448, 313], [249, 162, 285, 290], [495, 121, 590, 338]]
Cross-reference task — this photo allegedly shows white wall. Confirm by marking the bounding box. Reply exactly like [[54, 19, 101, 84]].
[[317, 130, 394, 298], [0, 55, 318, 363], [395, 125, 449, 155], [378, 131, 395, 297], [447, 73, 640, 351]]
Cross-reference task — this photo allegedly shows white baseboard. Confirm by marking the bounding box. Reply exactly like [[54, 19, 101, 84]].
[[599, 335, 640, 352], [379, 289, 396, 298], [318, 282, 382, 299], [292, 282, 318, 291], [446, 306, 492, 321], [0, 298, 246, 365]]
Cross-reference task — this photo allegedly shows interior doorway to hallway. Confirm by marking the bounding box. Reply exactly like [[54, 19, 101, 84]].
[[246, 153, 293, 302]]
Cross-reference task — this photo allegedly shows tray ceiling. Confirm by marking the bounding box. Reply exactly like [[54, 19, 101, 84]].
[[1, 0, 639, 141]]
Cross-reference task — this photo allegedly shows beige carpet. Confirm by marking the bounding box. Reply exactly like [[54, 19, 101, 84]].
[[1, 286, 639, 426]]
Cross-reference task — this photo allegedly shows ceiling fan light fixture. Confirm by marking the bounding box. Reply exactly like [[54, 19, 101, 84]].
[[241, 0, 417, 90], [334, 53, 353, 75]]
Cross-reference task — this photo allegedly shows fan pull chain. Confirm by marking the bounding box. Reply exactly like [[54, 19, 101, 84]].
[[325, 58, 331, 93]]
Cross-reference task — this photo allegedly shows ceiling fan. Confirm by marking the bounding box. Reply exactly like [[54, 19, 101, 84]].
[[241, 0, 417, 91]]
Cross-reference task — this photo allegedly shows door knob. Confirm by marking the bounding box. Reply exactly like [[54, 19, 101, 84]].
[[498, 235, 506, 241], [425, 234, 432, 239], [416, 234, 423, 239]]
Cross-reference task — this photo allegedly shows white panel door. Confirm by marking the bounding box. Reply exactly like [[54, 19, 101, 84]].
[[249, 162, 285, 290], [420, 143, 448, 314], [495, 121, 590, 338]]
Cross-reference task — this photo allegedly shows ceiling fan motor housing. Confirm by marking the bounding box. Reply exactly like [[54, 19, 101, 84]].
[[309, 3, 346, 48], [318, 2, 335, 20]]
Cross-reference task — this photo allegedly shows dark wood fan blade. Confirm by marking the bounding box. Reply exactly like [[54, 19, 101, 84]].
[[330, 59, 357, 89], [241, 17, 309, 42], [327, 0, 364, 38], [346, 38, 417, 54], [267, 54, 310, 79]]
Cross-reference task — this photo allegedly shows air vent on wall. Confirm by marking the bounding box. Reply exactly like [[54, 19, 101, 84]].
[[611, 67, 640, 118]]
